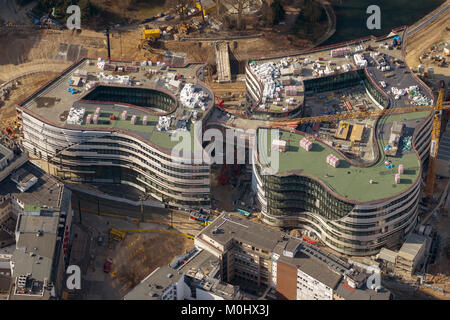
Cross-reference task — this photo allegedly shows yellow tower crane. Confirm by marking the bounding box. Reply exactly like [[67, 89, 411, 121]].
[[424, 89, 444, 199]]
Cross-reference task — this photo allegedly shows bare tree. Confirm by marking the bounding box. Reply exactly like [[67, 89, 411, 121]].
[[227, 0, 258, 30]]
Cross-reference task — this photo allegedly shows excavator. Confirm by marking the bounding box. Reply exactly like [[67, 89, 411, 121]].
[[138, 26, 166, 59]]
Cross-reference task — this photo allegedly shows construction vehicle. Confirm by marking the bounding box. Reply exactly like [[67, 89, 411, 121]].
[[3, 126, 15, 138], [178, 23, 191, 36], [142, 28, 161, 42], [109, 228, 126, 242]]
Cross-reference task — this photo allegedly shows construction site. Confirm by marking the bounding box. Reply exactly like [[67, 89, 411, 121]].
[[0, 0, 449, 301]]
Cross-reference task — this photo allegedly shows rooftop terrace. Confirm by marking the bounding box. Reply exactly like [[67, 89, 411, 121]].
[[18, 58, 214, 152], [259, 127, 421, 203]]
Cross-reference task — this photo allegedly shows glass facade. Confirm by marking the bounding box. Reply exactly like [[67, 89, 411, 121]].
[[83, 85, 176, 112]]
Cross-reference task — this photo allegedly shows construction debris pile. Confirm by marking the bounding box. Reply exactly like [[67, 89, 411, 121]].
[[250, 61, 280, 101], [179, 84, 208, 110], [156, 115, 173, 131], [249, 58, 303, 110], [407, 86, 431, 106], [401, 136, 412, 152], [389, 85, 431, 105]]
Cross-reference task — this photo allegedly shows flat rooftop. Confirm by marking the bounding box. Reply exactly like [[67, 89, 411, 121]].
[[18, 58, 214, 152], [259, 125, 421, 203], [123, 266, 183, 300], [279, 251, 343, 289], [397, 233, 427, 261], [0, 162, 65, 210], [200, 213, 285, 252]]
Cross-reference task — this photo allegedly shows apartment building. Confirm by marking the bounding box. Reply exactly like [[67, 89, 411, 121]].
[[0, 159, 72, 300], [196, 213, 391, 300], [124, 249, 242, 300], [17, 58, 214, 210]]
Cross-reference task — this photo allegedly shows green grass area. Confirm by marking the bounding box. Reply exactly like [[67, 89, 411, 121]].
[[261, 129, 420, 202], [149, 124, 196, 151], [82, 111, 158, 134], [382, 111, 431, 124]]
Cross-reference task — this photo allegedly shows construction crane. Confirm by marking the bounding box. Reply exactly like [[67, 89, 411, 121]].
[[268, 90, 448, 200], [425, 89, 445, 199], [271, 102, 448, 126]]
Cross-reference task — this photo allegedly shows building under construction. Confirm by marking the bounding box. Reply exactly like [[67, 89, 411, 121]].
[[15, 26, 443, 257]]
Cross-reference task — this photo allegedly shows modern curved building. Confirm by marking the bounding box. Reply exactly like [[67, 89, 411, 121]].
[[17, 27, 435, 256], [17, 59, 214, 209]]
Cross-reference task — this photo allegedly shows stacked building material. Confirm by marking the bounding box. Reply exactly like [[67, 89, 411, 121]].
[[331, 47, 351, 58], [326, 154, 340, 168], [292, 63, 302, 75], [130, 115, 137, 125], [398, 164, 404, 174], [353, 54, 367, 67], [86, 114, 92, 124], [180, 83, 207, 109], [124, 66, 138, 72], [66, 107, 85, 125], [95, 107, 101, 115], [142, 116, 148, 126], [157, 116, 172, 131], [300, 138, 312, 151], [121, 110, 128, 120], [93, 114, 98, 124], [395, 174, 401, 184]]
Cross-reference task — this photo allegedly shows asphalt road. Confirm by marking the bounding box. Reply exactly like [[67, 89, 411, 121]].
[[407, 3, 450, 37]]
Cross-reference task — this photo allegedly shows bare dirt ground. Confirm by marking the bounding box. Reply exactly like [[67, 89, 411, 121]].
[[110, 232, 193, 291], [405, 8, 450, 85], [0, 71, 60, 122]]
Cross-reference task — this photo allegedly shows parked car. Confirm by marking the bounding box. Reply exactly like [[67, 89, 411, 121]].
[[97, 235, 103, 245]]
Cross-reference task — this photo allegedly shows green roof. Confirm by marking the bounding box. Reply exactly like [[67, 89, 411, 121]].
[[260, 129, 420, 203], [382, 111, 431, 124], [24, 204, 40, 213], [76, 110, 197, 153]]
